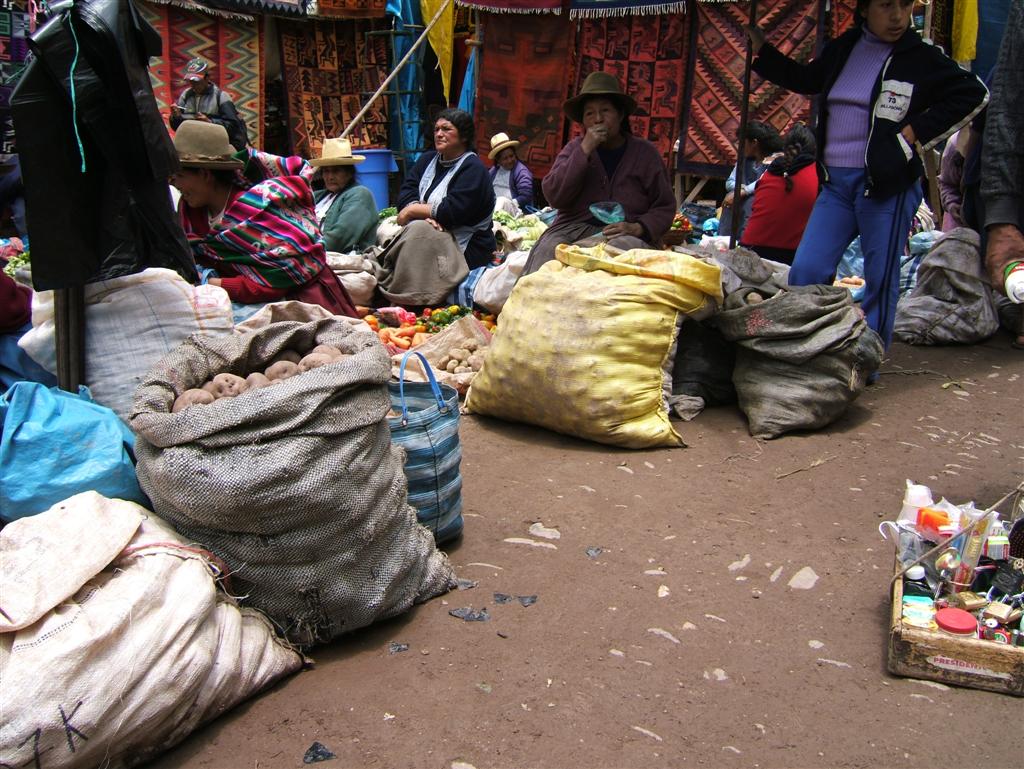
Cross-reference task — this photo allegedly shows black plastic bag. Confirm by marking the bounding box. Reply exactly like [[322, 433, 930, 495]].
[[11, 0, 195, 290]]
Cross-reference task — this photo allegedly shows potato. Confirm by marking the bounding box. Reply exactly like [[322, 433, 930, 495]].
[[445, 359, 459, 373], [454, 366, 472, 374], [274, 350, 302, 364], [245, 372, 273, 390], [464, 341, 479, 353], [311, 344, 343, 359], [438, 355, 450, 369], [747, 292, 764, 305], [209, 373, 249, 399], [265, 360, 299, 381], [298, 352, 334, 372], [201, 381, 219, 397], [468, 353, 486, 372], [450, 347, 470, 362], [172, 388, 214, 413]]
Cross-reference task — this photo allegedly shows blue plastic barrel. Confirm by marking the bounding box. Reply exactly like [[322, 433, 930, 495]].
[[357, 148, 399, 211]]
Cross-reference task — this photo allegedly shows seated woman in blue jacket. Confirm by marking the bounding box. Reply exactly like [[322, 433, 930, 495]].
[[374, 108, 496, 306], [487, 132, 534, 212], [310, 138, 378, 253]]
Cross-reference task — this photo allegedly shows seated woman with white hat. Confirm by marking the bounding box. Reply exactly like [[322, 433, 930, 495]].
[[170, 120, 358, 316], [488, 132, 534, 213], [519, 71, 675, 278], [310, 138, 379, 253]]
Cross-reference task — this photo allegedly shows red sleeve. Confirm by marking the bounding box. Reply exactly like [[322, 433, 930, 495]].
[[0, 272, 31, 333], [218, 275, 288, 304]]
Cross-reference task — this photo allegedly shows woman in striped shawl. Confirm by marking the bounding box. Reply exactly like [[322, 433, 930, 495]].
[[171, 121, 357, 316]]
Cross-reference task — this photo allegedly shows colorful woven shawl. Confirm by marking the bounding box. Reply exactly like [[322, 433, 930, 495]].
[[183, 176, 326, 289]]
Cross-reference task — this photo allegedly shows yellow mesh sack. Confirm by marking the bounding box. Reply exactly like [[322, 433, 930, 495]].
[[466, 244, 723, 448]]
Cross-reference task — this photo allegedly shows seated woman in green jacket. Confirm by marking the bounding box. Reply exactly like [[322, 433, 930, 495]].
[[310, 138, 379, 253]]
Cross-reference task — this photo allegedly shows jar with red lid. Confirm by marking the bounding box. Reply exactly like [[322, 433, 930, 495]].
[[934, 607, 979, 638]]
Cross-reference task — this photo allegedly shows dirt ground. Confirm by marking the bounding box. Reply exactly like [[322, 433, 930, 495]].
[[153, 333, 1023, 769]]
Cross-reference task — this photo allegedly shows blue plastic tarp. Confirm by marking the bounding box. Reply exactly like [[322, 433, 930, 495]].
[[0, 382, 149, 522]]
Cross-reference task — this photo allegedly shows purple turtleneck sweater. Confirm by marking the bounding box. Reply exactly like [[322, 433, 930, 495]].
[[824, 28, 895, 168]]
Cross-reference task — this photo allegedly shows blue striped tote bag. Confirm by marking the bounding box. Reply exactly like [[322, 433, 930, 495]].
[[387, 351, 463, 544]]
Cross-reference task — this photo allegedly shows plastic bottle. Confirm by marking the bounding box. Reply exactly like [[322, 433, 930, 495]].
[[1005, 261, 1024, 303], [898, 480, 934, 524], [902, 564, 933, 597], [951, 507, 994, 593]]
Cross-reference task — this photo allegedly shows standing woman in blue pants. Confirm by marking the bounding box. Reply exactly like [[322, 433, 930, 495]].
[[745, 0, 988, 348]]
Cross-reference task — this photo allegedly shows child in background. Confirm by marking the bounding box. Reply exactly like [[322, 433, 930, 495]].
[[741, 123, 820, 265], [718, 121, 783, 240]]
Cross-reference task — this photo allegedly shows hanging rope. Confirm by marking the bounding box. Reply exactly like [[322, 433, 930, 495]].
[[66, 4, 88, 173]]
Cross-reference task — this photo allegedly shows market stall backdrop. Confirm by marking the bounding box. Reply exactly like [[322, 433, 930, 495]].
[[0, 0, 31, 154], [677, 0, 820, 177], [278, 16, 391, 157], [138, 0, 265, 150], [473, 11, 574, 178]]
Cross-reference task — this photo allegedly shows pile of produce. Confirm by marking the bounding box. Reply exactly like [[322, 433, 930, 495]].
[[363, 305, 496, 350], [2, 249, 29, 278], [492, 210, 548, 253], [171, 344, 349, 412]]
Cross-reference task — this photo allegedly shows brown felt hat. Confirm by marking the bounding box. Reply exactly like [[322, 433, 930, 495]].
[[173, 120, 244, 170], [563, 71, 637, 124], [309, 138, 366, 167]]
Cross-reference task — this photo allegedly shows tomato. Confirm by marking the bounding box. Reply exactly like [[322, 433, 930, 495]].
[[421, 308, 432, 318]]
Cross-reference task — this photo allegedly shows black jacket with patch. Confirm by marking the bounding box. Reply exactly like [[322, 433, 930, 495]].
[[753, 24, 988, 199]]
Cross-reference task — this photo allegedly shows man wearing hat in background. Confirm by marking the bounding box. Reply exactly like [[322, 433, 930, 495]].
[[487, 132, 534, 212], [519, 71, 675, 277], [169, 58, 248, 152], [310, 138, 379, 254]]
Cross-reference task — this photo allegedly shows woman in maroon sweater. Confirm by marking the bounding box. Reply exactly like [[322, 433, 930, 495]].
[[741, 124, 820, 265]]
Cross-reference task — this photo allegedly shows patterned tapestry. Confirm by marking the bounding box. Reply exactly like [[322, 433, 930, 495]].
[[829, 0, 856, 38], [678, 0, 819, 176], [574, 13, 690, 166], [0, 0, 30, 153], [474, 11, 575, 178], [307, 0, 388, 19], [137, 0, 264, 149], [279, 17, 391, 158]]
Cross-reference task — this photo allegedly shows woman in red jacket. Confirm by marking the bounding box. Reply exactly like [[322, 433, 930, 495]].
[[741, 123, 820, 265]]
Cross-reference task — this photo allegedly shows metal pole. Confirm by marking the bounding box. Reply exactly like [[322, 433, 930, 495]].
[[730, 0, 759, 251], [54, 285, 85, 392], [340, 0, 454, 140]]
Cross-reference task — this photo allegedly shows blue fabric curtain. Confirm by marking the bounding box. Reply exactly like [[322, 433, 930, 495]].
[[457, 47, 477, 115], [974, 0, 1010, 79], [387, 0, 425, 171]]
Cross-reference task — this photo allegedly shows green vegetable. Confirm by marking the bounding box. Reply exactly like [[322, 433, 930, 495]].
[[3, 250, 29, 279], [378, 206, 397, 221]]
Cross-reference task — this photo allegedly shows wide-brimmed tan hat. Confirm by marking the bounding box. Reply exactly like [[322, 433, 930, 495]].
[[488, 132, 520, 160], [563, 71, 637, 124], [173, 120, 244, 169], [309, 138, 366, 167]]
